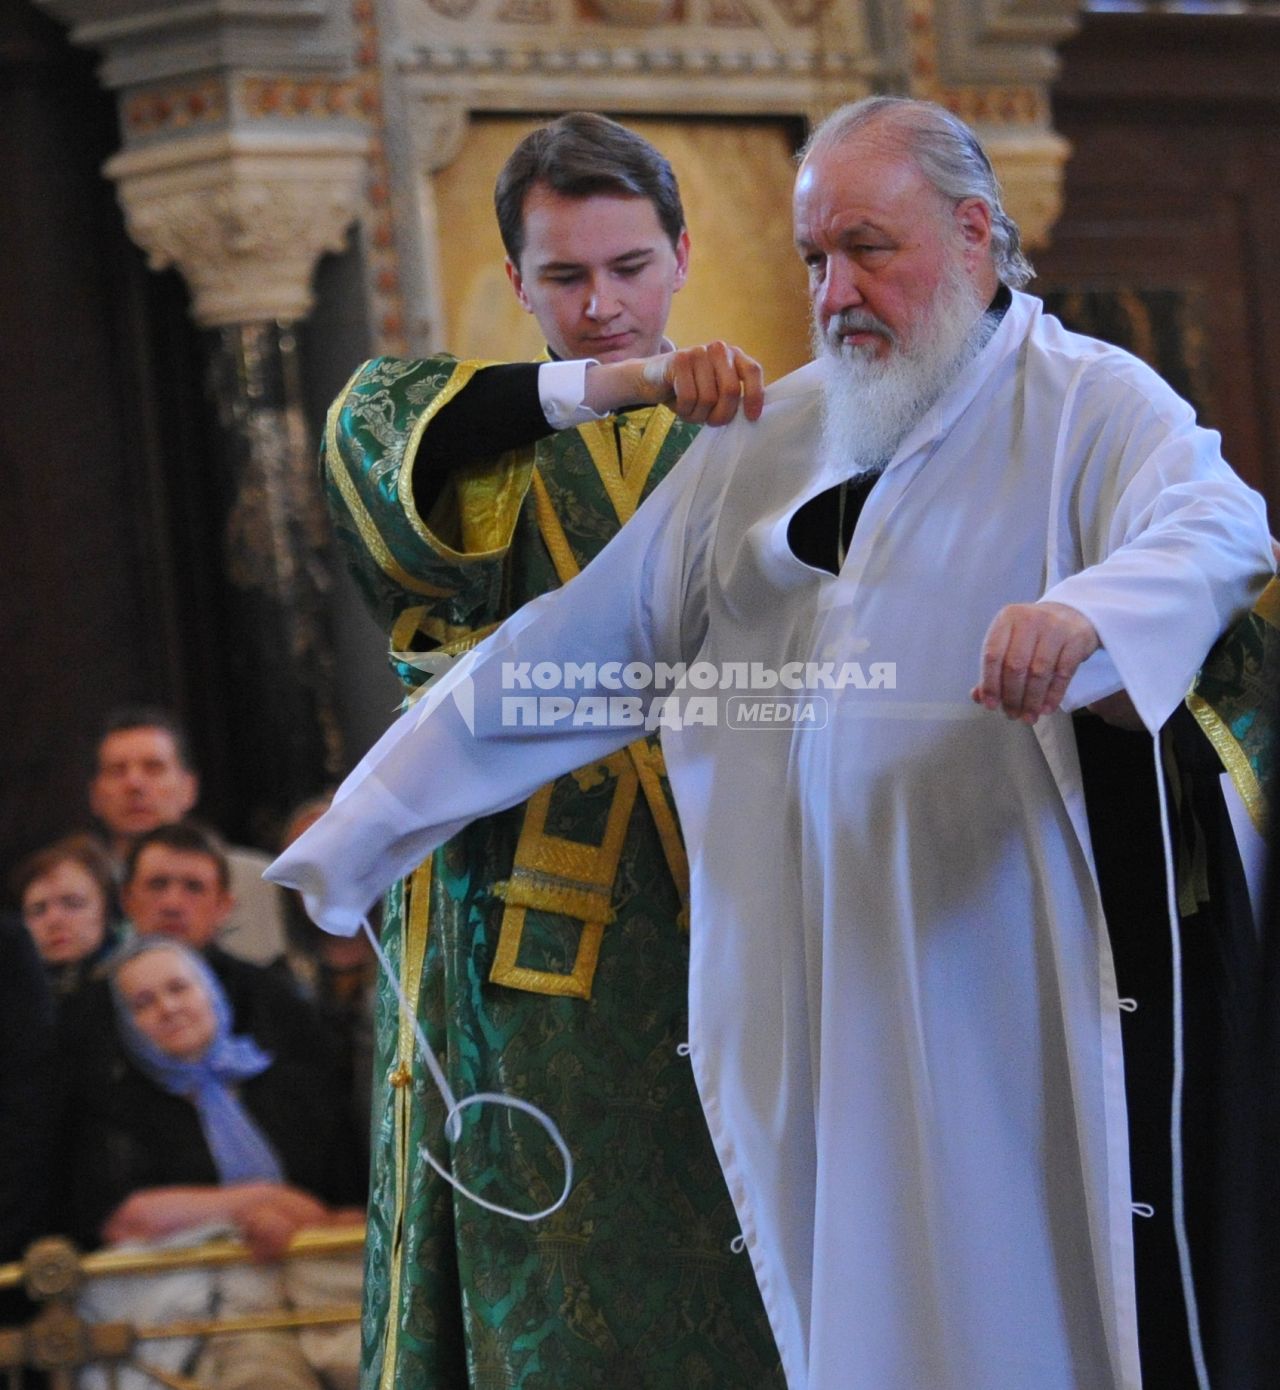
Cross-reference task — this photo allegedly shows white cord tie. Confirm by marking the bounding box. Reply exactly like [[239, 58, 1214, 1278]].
[[1131, 1202, 1156, 1219], [676, 1042, 692, 1057], [729, 1234, 747, 1254], [1118, 997, 1138, 1013], [361, 917, 572, 1223]]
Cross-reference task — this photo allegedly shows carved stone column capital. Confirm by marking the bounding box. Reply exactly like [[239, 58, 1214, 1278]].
[[984, 129, 1072, 253], [104, 129, 369, 327]]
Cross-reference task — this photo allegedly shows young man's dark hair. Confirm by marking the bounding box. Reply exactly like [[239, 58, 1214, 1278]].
[[123, 820, 231, 894], [95, 704, 195, 771], [494, 111, 686, 264]]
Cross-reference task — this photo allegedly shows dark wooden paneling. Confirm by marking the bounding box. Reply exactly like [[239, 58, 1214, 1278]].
[[1041, 13, 1280, 518]]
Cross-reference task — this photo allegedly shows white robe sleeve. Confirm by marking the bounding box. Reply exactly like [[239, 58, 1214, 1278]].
[[265, 434, 715, 936], [1038, 366, 1271, 733]]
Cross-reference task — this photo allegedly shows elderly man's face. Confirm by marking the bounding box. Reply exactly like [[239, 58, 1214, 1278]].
[[794, 134, 988, 362]]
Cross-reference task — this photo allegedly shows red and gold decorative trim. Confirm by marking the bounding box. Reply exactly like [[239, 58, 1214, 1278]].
[[939, 84, 1047, 127], [905, 0, 1048, 127], [241, 77, 364, 120], [122, 78, 228, 136]]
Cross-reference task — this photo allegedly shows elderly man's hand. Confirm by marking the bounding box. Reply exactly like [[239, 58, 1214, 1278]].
[[972, 601, 1100, 725], [585, 342, 764, 426]]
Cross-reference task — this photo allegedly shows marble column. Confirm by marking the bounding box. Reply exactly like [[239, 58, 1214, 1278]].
[[103, 126, 369, 836]]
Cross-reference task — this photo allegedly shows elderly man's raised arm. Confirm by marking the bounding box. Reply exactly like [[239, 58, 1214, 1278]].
[[973, 357, 1272, 732]]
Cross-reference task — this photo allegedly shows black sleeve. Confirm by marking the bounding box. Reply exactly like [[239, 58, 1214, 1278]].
[[412, 363, 554, 518]]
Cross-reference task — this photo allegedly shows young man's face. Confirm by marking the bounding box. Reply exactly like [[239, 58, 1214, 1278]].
[[506, 184, 689, 363], [90, 728, 199, 841], [122, 844, 233, 951]]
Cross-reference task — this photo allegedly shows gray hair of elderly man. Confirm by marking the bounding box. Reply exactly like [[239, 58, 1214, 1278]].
[[800, 95, 1035, 291]]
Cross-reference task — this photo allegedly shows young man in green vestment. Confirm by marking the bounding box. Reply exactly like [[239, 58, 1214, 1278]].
[[322, 112, 781, 1388]]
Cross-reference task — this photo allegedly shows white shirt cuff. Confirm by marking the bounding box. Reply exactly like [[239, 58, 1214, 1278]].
[[539, 359, 607, 429]]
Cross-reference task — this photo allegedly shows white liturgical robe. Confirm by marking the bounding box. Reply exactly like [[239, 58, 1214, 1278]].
[[269, 292, 1271, 1390]]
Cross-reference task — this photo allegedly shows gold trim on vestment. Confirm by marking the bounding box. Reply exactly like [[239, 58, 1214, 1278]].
[[401, 359, 538, 563], [528, 467, 692, 919], [391, 610, 500, 704], [530, 468, 581, 588], [1253, 574, 1280, 629], [490, 751, 639, 998], [1186, 691, 1266, 835], [1183, 575, 1280, 837], [325, 361, 455, 600], [576, 405, 675, 526], [379, 859, 432, 1390]]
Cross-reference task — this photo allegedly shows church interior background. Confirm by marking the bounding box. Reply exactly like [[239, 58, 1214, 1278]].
[[3, 0, 1278, 896]]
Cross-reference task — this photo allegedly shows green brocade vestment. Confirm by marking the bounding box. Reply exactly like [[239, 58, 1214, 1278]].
[[322, 357, 783, 1389]]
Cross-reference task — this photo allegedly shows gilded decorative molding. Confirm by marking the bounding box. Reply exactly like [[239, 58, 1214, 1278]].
[[352, 0, 410, 354], [390, 0, 878, 108], [122, 78, 228, 138], [105, 130, 370, 327], [120, 75, 372, 141], [980, 128, 1070, 251], [902, 0, 1072, 249], [239, 76, 367, 121]]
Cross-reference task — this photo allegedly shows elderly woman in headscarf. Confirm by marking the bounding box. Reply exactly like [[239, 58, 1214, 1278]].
[[68, 937, 364, 1390], [68, 935, 363, 1258]]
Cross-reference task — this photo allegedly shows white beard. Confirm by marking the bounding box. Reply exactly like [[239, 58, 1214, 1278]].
[[815, 266, 997, 479]]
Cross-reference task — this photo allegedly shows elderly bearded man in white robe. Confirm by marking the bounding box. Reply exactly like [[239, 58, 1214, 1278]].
[[270, 98, 1273, 1390]]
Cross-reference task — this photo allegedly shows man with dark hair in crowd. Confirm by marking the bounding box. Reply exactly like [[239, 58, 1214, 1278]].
[[321, 111, 777, 1387], [88, 706, 289, 968]]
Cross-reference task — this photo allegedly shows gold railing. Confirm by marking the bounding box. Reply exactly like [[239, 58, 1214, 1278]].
[[0, 1227, 364, 1390]]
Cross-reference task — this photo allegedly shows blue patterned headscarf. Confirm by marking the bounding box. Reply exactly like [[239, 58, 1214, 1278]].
[[109, 937, 285, 1185]]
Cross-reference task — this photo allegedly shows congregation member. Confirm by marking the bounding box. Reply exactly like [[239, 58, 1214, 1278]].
[[58, 823, 352, 1163], [67, 937, 362, 1390], [89, 706, 289, 967], [12, 833, 120, 1001], [312, 111, 777, 1387], [271, 98, 1275, 1389]]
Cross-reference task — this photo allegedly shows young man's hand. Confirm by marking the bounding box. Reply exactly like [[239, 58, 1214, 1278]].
[[586, 342, 765, 425]]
